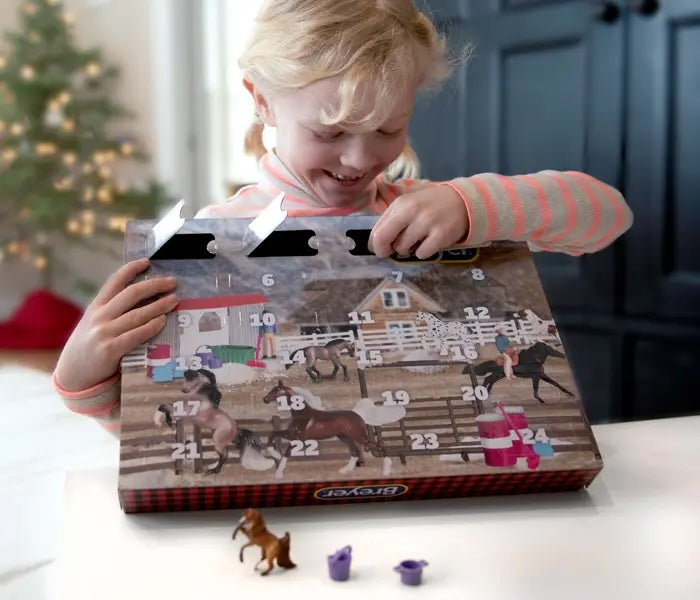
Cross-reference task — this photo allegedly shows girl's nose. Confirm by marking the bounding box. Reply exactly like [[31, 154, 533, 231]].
[[339, 136, 375, 172]]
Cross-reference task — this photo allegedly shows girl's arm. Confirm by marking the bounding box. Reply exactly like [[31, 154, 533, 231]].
[[378, 170, 633, 256], [52, 373, 122, 437]]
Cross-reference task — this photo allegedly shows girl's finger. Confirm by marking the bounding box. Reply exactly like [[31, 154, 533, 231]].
[[103, 276, 177, 320], [414, 232, 443, 260], [109, 293, 179, 337], [113, 314, 168, 356], [94, 258, 150, 305], [390, 221, 424, 257], [369, 206, 410, 257]]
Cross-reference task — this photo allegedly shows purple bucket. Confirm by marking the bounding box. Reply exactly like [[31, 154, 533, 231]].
[[327, 545, 352, 581], [394, 559, 428, 586]]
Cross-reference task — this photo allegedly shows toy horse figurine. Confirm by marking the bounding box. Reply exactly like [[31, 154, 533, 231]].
[[232, 508, 296, 576]]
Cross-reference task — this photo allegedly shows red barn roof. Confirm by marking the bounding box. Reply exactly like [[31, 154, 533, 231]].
[[176, 294, 268, 311]]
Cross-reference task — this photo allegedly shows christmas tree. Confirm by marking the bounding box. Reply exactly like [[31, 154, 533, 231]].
[[0, 0, 171, 293]]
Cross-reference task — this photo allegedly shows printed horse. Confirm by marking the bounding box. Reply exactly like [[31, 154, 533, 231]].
[[262, 380, 395, 478], [285, 338, 356, 381], [416, 310, 473, 353], [466, 342, 574, 403], [154, 369, 272, 474], [509, 308, 559, 339], [233, 508, 296, 576]]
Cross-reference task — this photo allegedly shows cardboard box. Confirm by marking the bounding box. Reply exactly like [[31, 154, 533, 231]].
[[118, 216, 602, 513]]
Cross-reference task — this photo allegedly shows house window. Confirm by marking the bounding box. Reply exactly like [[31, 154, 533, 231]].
[[382, 289, 409, 309], [199, 311, 222, 333], [387, 322, 416, 335]]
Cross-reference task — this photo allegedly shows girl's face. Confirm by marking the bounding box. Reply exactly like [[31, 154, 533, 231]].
[[256, 75, 416, 208]]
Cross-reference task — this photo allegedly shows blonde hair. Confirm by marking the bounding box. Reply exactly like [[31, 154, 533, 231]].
[[240, 0, 460, 179]]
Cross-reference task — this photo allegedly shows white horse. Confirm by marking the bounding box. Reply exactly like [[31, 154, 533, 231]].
[[514, 309, 559, 340], [415, 310, 475, 355]]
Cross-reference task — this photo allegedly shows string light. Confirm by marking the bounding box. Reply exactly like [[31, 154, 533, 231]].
[[33, 256, 47, 270], [67, 219, 80, 233], [120, 142, 134, 156], [85, 62, 101, 77], [10, 123, 24, 135], [62, 13, 75, 26], [0, 56, 6, 70], [20, 65, 35, 80], [2, 149, 17, 162], [97, 185, 112, 203], [57, 91, 71, 104], [83, 186, 94, 202], [35, 142, 57, 156], [62, 152, 77, 165], [62, 118, 76, 131]]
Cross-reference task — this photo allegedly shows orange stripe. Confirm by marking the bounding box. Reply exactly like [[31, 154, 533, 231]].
[[52, 371, 119, 400], [381, 183, 399, 205], [542, 174, 578, 244], [567, 172, 602, 246], [575, 173, 628, 250], [286, 207, 356, 217], [263, 154, 297, 189], [515, 175, 551, 241], [470, 177, 499, 240], [496, 175, 525, 238], [283, 195, 315, 206]]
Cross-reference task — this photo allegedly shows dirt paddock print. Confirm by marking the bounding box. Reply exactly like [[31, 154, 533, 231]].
[[118, 216, 602, 512]]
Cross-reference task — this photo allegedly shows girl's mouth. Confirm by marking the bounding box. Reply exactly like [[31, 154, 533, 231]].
[[323, 170, 366, 187]]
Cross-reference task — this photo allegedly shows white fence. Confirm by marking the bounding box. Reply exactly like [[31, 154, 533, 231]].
[[279, 319, 559, 355], [121, 319, 559, 370]]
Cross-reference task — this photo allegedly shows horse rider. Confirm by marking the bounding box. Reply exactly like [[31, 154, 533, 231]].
[[495, 327, 517, 380]]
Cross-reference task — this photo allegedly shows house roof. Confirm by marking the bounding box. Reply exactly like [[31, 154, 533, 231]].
[[177, 294, 269, 311], [287, 270, 507, 324]]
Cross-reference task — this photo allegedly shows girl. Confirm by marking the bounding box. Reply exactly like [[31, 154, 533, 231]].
[[53, 0, 633, 434]]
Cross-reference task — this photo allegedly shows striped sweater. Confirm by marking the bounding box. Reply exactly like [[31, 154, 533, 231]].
[[53, 151, 633, 434]]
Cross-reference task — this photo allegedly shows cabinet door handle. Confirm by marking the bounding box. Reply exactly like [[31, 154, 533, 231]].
[[597, 2, 621, 23], [630, 0, 660, 15]]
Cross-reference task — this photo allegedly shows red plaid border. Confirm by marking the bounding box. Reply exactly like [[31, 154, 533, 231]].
[[119, 468, 601, 513]]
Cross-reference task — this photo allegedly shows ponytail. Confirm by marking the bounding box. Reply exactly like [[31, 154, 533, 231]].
[[384, 141, 421, 181], [244, 116, 267, 161]]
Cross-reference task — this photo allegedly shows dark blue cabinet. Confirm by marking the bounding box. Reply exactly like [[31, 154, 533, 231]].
[[410, 0, 700, 421]]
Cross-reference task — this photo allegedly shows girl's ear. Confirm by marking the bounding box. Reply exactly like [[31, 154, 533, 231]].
[[243, 79, 277, 126]]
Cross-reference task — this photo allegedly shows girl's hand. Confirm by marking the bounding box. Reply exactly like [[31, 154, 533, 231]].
[[54, 258, 178, 392], [368, 185, 469, 259]]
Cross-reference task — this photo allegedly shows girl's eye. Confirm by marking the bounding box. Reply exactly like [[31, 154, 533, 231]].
[[378, 128, 403, 137], [314, 131, 343, 141]]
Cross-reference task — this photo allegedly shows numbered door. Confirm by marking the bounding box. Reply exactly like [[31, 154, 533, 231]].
[[410, 0, 625, 312], [624, 0, 700, 321]]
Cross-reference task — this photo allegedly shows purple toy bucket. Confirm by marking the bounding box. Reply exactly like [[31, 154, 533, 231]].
[[394, 559, 428, 586], [327, 545, 352, 581]]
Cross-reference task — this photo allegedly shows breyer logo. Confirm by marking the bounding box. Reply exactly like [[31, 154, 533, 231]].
[[390, 247, 479, 264], [314, 484, 409, 500]]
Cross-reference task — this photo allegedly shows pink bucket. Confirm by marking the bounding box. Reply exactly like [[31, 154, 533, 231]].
[[476, 413, 516, 467]]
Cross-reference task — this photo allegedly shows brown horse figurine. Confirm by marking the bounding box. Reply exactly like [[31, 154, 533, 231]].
[[232, 508, 296, 576], [285, 338, 355, 381], [154, 369, 268, 474], [263, 380, 392, 478]]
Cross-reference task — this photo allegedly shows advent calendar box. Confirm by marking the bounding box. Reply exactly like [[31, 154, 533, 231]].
[[118, 214, 602, 513]]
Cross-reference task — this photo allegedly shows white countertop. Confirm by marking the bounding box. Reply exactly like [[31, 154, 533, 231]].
[[1, 363, 699, 600]]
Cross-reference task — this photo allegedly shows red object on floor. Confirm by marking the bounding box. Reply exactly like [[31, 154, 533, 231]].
[[0, 289, 84, 349]]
